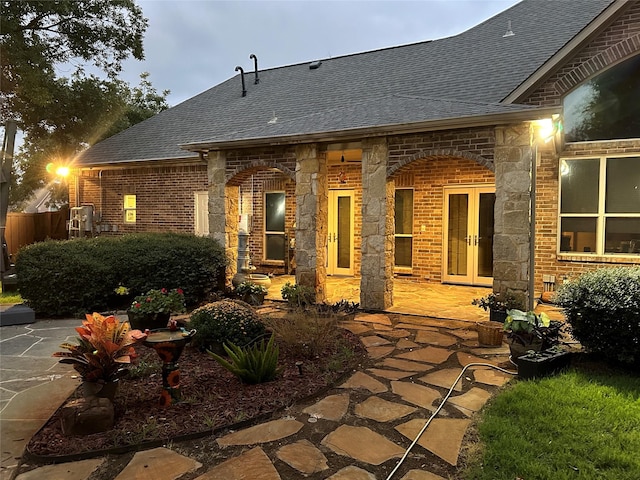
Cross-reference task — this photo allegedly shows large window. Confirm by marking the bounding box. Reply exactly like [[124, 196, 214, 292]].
[[559, 156, 640, 255], [395, 189, 413, 267], [264, 192, 285, 261], [563, 54, 640, 142]]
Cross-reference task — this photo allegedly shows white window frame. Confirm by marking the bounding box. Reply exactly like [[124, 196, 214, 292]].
[[558, 153, 640, 257]]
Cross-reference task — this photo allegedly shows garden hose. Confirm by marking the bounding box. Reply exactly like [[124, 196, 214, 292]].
[[385, 362, 518, 480]]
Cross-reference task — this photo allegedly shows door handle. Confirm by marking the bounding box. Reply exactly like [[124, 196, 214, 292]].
[[474, 235, 478, 246], [333, 233, 337, 242], [466, 235, 471, 245]]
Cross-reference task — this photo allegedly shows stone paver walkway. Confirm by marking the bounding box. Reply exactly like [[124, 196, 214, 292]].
[[13, 310, 518, 480]]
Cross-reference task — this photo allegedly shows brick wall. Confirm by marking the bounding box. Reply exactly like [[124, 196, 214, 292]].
[[75, 165, 207, 235], [534, 140, 640, 291], [524, 2, 640, 292], [524, 1, 640, 107]]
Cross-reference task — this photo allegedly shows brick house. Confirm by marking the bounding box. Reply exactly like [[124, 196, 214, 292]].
[[74, 0, 640, 311]]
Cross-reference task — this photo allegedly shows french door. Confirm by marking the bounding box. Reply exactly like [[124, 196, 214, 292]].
[[443, 186, 495, 286], [327, 190, 355, 276]]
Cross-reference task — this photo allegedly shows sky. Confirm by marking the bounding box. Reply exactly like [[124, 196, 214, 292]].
[[82, 0, 522, 107]]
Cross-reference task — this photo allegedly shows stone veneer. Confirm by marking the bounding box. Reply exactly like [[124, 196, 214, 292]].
[[360, 137, 394, 310], [493, 123, 533, 306], [295, 144, 327, 302]]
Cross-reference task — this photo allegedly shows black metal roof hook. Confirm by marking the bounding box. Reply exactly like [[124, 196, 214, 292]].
[[249, 54, 259, 84], [235, 66, 246, 97]]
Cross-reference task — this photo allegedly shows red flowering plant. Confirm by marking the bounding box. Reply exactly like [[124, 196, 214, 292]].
[[53, 313, 147, 382], [129, 288, 186, 315]]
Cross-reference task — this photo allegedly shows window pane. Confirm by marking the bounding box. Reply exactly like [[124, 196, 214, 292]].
[[563, 54, 640, 142], [447, 194, 468, 275], [265, 234, 285, 261], [605, 218, 640, 254], [560, 218, 597, 253], [337, 196, 351, 269], [560, 159, 599, 213], [606, 157, 640, 213], [395, 189, 413, 235], [265, 193, 285, 232], [395, 238, 412, 267]]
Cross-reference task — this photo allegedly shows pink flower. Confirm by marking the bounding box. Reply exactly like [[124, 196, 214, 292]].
[[177, 288, 184, 295], [161, 288, 167, 294]]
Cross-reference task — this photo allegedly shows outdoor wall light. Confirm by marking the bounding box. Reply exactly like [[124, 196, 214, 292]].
[[46, 162, 70, 178]]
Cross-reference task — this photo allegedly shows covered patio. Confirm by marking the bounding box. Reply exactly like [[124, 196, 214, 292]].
[[267, 276, 493, 323]]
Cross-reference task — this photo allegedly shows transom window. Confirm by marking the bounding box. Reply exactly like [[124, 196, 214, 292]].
[[395, 188, 414, 267], [264, 192, 285, 261], [559, 156, 640, 255], [563, 54, 640, 142]]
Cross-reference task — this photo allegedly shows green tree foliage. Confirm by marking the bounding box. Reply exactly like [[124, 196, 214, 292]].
[[1, 0, 147, 121], [1, 1, 170, 207]]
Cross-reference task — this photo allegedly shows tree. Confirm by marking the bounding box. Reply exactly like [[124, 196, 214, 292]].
[[9, 73, 170, 208], [1, 0, 147, 123], [0, 1, 171, 208]]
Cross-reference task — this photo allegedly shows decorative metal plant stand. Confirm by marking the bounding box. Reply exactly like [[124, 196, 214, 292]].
[[143, 328, 196, 407]]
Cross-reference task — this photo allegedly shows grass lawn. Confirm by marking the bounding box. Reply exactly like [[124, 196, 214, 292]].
[[464, 363, 640, 480], [0, 291, 22, 304]]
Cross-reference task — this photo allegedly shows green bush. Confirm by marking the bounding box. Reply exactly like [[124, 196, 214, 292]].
[[16, 233, 226, 316], [555, 266, 640, 365], [189, 299, 266, 350], [280, 282, 315, 310], [208, 335, 280, 384]]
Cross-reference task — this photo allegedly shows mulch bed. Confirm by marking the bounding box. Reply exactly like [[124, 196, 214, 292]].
[[27, 329, 367, 458]]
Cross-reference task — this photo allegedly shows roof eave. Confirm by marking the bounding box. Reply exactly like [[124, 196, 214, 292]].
[[75, 154, 201, 170], [503, 0, 627, 104], [180, 106, 559, 152]]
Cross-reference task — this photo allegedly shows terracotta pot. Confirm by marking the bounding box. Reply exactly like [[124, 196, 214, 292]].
[[127, 311, 171, 331]]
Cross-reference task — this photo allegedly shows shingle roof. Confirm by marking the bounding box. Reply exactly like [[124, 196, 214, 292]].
[[77, 0, 616, 166]]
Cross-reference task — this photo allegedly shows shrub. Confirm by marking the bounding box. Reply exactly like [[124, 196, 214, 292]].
[[16, 233, 226, 316], [189, 299, 266, 350], [208, 335, 281, 384], [262, 310, 339, 359], [555, 266, 640, 365], [280, 282, 315, 310]]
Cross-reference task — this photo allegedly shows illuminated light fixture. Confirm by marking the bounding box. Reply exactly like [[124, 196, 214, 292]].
[[46, 162, 70, 177], [535, 114, 562, 143]]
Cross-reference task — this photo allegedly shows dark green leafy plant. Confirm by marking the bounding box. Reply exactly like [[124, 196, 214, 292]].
[[189, 299, 266, 350], [207, 335, 281, 384], [555, 266, 640, 365], [234, 281, 268, 296], [503, 309, 563, 349], [472, 291, 523, 312], [280, 282, 315, 310], [129, 288, 186, 315], [16, 233, 226, 315]]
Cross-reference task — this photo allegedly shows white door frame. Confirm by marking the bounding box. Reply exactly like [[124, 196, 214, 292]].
[[442, 185, 494, 286], [327, 189, 355, 276]]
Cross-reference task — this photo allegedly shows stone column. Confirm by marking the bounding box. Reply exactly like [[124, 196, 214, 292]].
[[493, 123, 533, 307], [294, 144, 327, 302], [207, 151, 238, 285], [360, 137, 393, 310]]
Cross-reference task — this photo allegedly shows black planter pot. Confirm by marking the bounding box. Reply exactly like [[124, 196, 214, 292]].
[[127, 311, 171, 331], [517, 349, 571, 380], [489, 309, 508, 323]]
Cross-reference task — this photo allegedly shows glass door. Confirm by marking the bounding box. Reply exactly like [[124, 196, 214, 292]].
[[327, 190, 354, 276], [443, 186, 494, 286]]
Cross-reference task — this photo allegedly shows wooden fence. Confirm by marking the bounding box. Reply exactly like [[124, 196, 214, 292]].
[[5, 207, 69, 259]]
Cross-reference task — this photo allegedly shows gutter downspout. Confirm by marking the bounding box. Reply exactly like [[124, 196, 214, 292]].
[[529, 144, 537, 311]]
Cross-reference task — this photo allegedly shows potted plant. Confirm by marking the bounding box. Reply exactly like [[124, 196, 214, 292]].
[[234, 281, 268, 306], [127, 288, 186, 331], [53, 312, 147, 399], [472, 291, 523, 323], [503, 309, 563, 359]]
